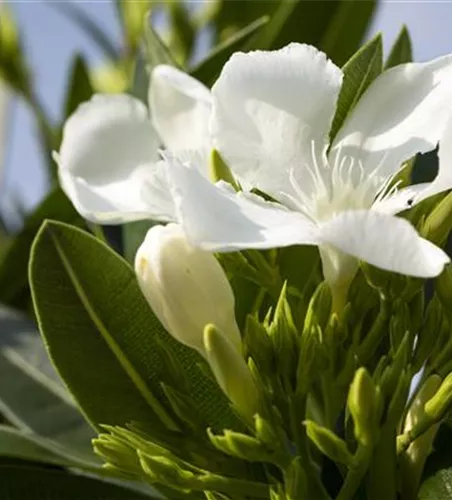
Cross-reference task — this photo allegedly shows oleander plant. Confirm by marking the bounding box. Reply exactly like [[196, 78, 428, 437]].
[[3, 1, 452, 499]]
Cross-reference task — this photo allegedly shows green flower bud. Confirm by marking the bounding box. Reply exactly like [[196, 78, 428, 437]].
[[421, 191, 452, 246], [92, 434, 141, 475], [435, 263, 452, 319], [135, 223, 241, 356], [401, 375, 442, 495], [303, 281, 332, 334], [208, 429, 265, 462], [203, 324, 259, 422], [348, 368, 379, 447], [285, 457, 308, 500], [425, 372, 452, 422], [304, 420, 354, 466]]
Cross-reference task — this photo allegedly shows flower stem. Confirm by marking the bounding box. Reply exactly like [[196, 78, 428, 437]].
[[336, 445, 372, 500]]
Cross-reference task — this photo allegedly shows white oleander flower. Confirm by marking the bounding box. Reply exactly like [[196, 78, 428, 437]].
[[56, 65, 212, 224], [164, 44, 452, 302]]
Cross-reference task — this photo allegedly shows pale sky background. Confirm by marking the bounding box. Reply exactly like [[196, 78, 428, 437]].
[[2, 1, 452, 224]]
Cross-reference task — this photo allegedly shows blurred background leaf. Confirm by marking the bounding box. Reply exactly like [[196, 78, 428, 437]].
[[0, 305, 98, 464], [0, 465, 155, 499], [0, 188, 84, 312], [205, 0, 376, 66]]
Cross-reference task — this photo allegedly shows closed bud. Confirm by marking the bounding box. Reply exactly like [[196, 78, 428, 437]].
[[303, 281, 332, 333], [435, 263, 452, 320], [285, 457, 308, 500], [348, 368, 379, 447], [208, 428, 264, 461], [203, 324, 259, 422], [425, 372, 452, 422], [92, 434, 141, 475], [135, 224, 241, 356], [304, 420, 354, 466], [421, 191, 452, 246], [401, 375, 442, 496]]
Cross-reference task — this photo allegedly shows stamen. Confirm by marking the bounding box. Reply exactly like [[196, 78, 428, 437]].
[[288, 169, 317, 221]]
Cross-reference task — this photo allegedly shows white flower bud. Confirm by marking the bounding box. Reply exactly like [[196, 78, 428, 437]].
[[135, 223, 241, 356]]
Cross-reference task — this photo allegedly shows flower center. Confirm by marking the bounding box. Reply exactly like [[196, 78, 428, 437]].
[[285, 141, 401, 224]]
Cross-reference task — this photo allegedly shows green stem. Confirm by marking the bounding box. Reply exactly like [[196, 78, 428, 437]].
[[198, 474, 269, 498], [87, 222, 109, 245], [331, 282, 349, 315], [251, 287, 266, 315], [397, 417, 436, 455], [366, 425, 397, 500], [357, 295, 389, 364], [337, 445, 372, 500]]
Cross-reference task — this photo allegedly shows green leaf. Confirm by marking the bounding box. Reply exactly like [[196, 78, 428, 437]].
[[166, 1, 196, 64], [0, 4, 30, 96], [116, 0, 151, 52], [420, 461, 452, 500], [245, 1, 297, 51], [0, 305, 97, 464], [144, 13, 179, 70], [0, 425, 75, 467], [250, 0, 376, 61], [385, 25, 413, 69], [419, 425, 452, 499], [30, 221, 239, 435], [330, 34, 383, 141], [190, 16, 269, 86], [48, 2, 119, 61], [0, 465, 154, 499], [0, 188, 84, 310], [63, 54, 94, 119], [320, 0, 377, 66]]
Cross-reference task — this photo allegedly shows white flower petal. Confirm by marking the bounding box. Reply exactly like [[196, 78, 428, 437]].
[[58, 94, 176, 224], [211, 43, 343, 199], [372, 183, 430, 214], [166, 157, 318, 251], [331, 54, 452, 180], [149, 65, 212, 153], [318, 210, 449, 277]]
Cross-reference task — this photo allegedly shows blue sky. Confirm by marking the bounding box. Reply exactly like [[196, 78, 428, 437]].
[[3, 1, 452, 223]]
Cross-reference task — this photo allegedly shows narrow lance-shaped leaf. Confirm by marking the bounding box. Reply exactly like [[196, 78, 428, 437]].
[[0, 305, 98, 465], [116, 0, 151, 52], [0, 466, 154, 499], [190, 16, 269, 86], [320, 0, 377, 67], [29, 221, 240, 437], [166, 1, 196, 64], [30, 221, 178, 433], [385, 25, 413, 69], [0, 425, 76, 467], [144, 11, 179, 70], [63, 54, 94, 119], [330, 34, 383, 141]]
